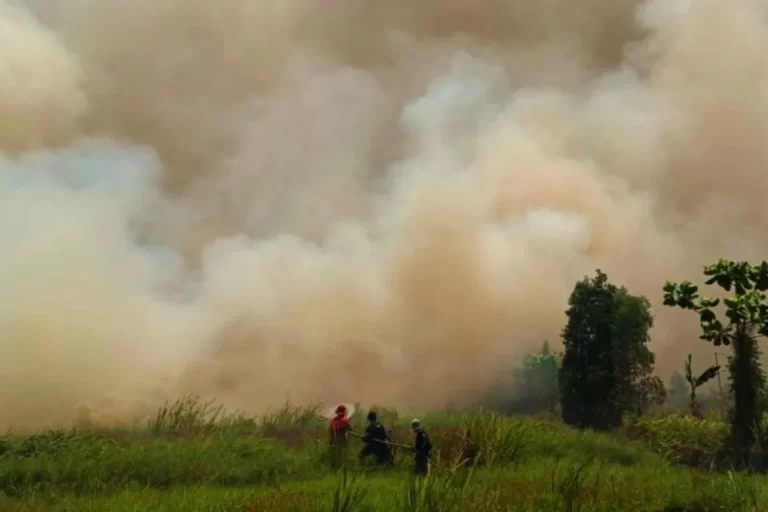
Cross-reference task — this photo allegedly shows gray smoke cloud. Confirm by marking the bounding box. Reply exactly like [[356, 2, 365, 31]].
[[0, 0, 766, 429]]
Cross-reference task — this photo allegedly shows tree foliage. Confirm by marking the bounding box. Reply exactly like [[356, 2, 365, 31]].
[[663, 259, 768, 467], [559, 269, 660, 430], [635, 374, 667, 416], [513, 341, 560, 415]]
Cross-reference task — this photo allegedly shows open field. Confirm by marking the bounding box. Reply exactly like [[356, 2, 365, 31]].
[[0, 398, 765, 512]]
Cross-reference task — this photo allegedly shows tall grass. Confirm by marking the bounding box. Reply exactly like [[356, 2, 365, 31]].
[[149, 395, 253, 436], [260, 403, 325, 435], [401, 470, 475, 512], [456, 411, 531, 467], [0, 397, 767, 511], [329, 470, 369, 512], [549, 460, 595, 512], [622, 413, 727, 469]]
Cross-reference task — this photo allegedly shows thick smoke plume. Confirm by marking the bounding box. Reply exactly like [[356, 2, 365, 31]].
[[1, 0, 767, 429]]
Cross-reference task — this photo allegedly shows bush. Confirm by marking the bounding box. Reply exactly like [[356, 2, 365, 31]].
[[622, 414, 727, 469]]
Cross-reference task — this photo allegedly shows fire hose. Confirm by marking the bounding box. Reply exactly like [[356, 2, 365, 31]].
[[346, 431, 440, 469]]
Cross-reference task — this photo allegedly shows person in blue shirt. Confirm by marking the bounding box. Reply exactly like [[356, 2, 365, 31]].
[[410, 418, 432, 476], [359, 410, 394, 467]]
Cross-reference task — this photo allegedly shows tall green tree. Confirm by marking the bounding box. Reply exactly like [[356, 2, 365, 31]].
[[613, 288, 666, 416], [663, 259, 768, 468], [559, 270, 659, 430], [514, 341, 560, 414]]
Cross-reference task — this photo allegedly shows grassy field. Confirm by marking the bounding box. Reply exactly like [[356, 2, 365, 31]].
[[0, 398, 765, 512]]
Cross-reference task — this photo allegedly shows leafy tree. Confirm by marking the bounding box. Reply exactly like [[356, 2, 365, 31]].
[[513, 341, 560, 414], [663, 259, 768, 468], [612, 287, 665, 416], [635, 374, 667, 415], [559, 269, 660, 430]]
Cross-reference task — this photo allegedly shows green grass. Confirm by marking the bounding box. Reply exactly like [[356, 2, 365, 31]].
[[0, 397, 766, 511]]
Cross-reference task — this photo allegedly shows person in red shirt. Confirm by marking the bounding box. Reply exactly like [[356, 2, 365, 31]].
[[329, 404, 352, 446], [328, 404, 352, 469]]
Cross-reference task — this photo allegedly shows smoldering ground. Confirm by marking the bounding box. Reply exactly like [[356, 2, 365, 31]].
[[1, 0, 767, 429]]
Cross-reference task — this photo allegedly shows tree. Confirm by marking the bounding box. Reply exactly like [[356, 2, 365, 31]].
[[668, 371, 689, 409], [559, 269, 660, 430], [513, 341, 560, 414], [663, 259, 768, 468], [683, 354, 721, 419], [612, 287, 664, 416], [635, 374, 667, 416]]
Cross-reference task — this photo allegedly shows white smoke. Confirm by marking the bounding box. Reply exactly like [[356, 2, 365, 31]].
[[0, 0, 766, 428]]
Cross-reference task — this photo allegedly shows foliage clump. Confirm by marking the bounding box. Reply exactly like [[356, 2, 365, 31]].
[[559, 270, 664, 431], [664, 259, 768, 468]]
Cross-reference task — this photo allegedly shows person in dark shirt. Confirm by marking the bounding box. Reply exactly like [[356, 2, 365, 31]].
[[359, 410, 394, 467], [410, 418, 432, 476]]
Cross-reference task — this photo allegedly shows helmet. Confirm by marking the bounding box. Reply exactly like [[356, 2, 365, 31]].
[[411, 418, 421, 428], [335, 404, 347, 415]]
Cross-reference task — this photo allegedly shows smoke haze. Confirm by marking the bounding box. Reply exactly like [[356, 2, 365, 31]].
[[1, 0, 766, 429]]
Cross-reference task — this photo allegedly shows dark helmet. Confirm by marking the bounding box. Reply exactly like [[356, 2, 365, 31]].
[[367, 410, 377, 422]]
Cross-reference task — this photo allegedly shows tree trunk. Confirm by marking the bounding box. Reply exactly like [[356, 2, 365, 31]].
[[730, 328, 761, 469]]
